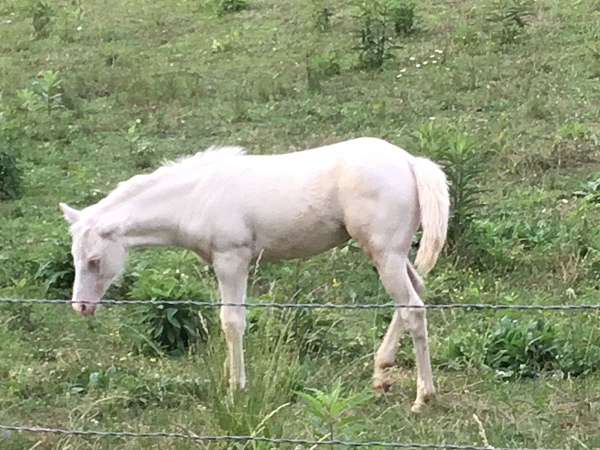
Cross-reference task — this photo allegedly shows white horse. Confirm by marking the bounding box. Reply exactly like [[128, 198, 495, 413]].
[[59, 137, 449, 413]]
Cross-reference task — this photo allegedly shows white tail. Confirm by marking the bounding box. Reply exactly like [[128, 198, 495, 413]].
[[411, 157, 450, 275]]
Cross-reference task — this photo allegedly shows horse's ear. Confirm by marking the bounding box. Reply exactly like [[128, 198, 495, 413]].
[[59, 203, 80, 224]]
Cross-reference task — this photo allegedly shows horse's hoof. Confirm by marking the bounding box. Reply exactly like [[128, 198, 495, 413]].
[[372, 378, 392, 394], [411, 401, 425, 414], [411, 392, 434, 414]]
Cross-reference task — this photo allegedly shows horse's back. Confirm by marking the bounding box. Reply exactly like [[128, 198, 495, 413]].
[[202, 138, 418, 261]]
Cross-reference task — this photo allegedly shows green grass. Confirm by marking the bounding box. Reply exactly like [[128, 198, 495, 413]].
[[1, 0, 600, 448]]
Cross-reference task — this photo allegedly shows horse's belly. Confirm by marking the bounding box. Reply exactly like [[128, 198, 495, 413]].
[[256, 221, 350, 261]]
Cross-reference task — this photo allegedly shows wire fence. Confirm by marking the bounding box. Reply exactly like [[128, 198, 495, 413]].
[[1, 297, 600, 311], [0, 424, 564, 450], [1, 296, 596, 450]]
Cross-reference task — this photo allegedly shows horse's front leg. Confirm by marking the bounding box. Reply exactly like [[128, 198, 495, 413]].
[[213, 249, 251, 391]]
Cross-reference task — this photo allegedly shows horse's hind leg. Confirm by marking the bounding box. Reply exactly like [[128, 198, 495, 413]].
[[372, 261, 423, 391], [372, 251, 435, 412]]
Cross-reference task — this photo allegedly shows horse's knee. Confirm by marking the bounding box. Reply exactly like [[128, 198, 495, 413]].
[[220, 308, 246, 336]]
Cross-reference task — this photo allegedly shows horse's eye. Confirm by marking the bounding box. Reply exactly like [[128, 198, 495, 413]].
[[88, 258, 100, 270]]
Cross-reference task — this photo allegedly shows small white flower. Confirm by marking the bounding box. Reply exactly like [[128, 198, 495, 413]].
[[429, 116, 436, 120], [400, 68, 407, 73], [430, 54, 435, 58], [416, 63, 421, 68], [432, 60, 437, 64], [396, 74, 403, 78], [423, 61, 428, 65], [409, 56, 416, 61], [76, 25, 82, 31], [435, 49, 443, 54]]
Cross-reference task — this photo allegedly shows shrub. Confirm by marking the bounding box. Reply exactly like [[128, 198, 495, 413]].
[[127, 267, 215, 355], [0, 146, 23, 200]]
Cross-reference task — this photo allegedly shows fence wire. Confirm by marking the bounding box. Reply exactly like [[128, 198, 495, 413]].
[[1, 297, 592, 450], [1, 297, 599, 311], [0, 424, 564, 450]]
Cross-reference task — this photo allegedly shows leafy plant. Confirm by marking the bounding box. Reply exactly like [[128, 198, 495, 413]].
[[306, 49, 341, 92], [17, 70, 64, 116], [312, 0, 333, 32], [126, 120, 156, 169], [573, 176, 600, 204], [388, 0, 416, 36], [210, 0, 248, 16], [34, 70, 64, 116], [0, 145, 22, 200], [415, 123, 484, 250], [33, 237, 74, 297], [127, 267, 215, 355], [298, 381, 370, 441], [557, 321, 600, 377], [485, 317, 559, 379], [485, 0, 535, 46], [31, 1, 53, 39], [353, 0, 395, 69]]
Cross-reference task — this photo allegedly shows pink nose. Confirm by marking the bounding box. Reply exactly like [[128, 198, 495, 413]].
[[72, 301, 97, 316]]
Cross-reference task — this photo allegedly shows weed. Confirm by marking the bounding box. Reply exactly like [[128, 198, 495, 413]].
[[558, 121, 591, 141], [485, 0, 535, 46], [298, 380, 370, 440], [574, 176, 600, 204], [485, 317, 559, 379], [0, 145, 22, 200], [31, 1, 53, 39], [415, 123, 484, 250], [353, 0, 395, 69], [388, 0, 416, 36], [17, 70, 64, 116], [312, 0, 334, 32], [306, 49, 341, 92], [203, 314, 301, 439], [126, 120, 156, 169], [210, 0, 248, 16], [33, 237, 74, 297], [126, 266, 215, 355]]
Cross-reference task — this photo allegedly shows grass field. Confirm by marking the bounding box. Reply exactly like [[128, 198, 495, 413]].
[[1, 0, 600, 448]]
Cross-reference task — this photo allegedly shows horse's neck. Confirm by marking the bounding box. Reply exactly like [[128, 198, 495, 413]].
[[95, 176, 194, 249]]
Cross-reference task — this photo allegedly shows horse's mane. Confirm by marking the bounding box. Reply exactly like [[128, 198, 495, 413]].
[[90, 146, 246, 213]]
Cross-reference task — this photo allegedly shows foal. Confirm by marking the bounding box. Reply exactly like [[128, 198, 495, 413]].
[[60, 137, 449, 412]]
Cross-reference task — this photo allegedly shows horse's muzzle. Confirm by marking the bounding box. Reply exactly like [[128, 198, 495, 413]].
[[72, 301, 97, 316]]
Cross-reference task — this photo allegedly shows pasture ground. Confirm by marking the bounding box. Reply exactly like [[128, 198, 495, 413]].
[[1, 0, 599, 448]]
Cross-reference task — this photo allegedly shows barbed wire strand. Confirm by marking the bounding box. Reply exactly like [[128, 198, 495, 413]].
[[0, 297, 598, 311], [0, 424, 564, 450]]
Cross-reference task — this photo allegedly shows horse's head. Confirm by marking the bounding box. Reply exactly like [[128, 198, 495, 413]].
[[60, 203, 128, 316]]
